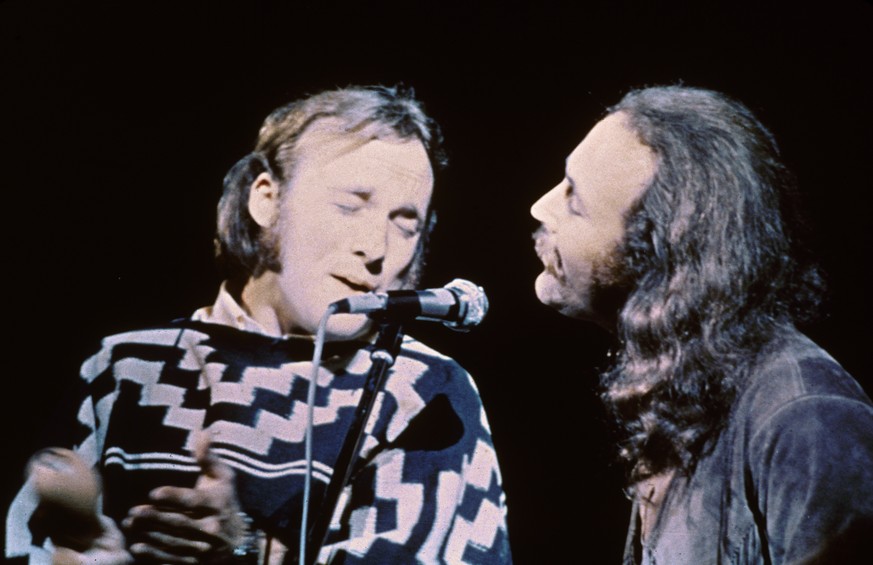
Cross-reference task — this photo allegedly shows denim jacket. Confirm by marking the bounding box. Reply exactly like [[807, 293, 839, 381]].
[[624, 329, 873, 564]]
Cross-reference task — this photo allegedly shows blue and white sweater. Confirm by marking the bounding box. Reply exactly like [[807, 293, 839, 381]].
[[7, 293, 511, 564]]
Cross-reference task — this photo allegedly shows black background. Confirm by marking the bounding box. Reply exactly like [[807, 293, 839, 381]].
[[2, 1, 871, 562]]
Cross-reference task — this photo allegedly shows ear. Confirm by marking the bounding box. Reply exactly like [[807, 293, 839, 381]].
[[248, 172, 281, 227]]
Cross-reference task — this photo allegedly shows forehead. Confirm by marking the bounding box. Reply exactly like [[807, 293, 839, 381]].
[[292, 127, 434, 204], [567, 112, 656, 207]]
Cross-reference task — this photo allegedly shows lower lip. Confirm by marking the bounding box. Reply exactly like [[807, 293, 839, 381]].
[[543, 263, 560, 279], [332, 276, 373, 294]]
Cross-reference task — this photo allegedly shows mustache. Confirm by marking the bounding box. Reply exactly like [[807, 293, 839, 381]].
[[532, 226, 551, 257], [532, 225, 563, 279]]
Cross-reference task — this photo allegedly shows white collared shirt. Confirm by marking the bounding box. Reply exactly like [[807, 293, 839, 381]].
[[191, 282, 274, 336]]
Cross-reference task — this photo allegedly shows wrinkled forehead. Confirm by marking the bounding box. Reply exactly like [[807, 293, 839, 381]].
[[283, 117, 424, 173], [286, 120, 434, 203], [297, 116, 413, 155], [301, 121, 429, 165]]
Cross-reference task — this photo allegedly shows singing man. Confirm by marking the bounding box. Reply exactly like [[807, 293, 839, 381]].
[[531, 85, 873, 564], [7, 85, 512, 565]]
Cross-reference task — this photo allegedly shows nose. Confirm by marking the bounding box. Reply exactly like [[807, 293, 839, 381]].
[[352, 219, 387, 274], [531, 182, 563, 224]]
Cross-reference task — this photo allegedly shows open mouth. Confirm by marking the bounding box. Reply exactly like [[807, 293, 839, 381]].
[[542, 251, 563, 279], [533, 230, 563, 278], [551, 248, 564, 276], [332, 275, 375, 293]]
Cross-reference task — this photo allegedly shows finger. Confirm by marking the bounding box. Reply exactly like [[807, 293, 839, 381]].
[[51, 515, 133, 565], [92, 515, 129, 551], [79, 548, 134, 565], [148, 479, 236, 515], [54, 541, 134, 565], [129, 542, 199, 565], [192, 430, 211, 462], [196, 446, 235, 483], [191, 430, 234, 483], [135, 530, 212, 555], [124, 506, 228, 546], [52, 547, 83, 565], [191, 430, 238, 483], [125, 505, 204, 530], [147, 486, 214, 512]]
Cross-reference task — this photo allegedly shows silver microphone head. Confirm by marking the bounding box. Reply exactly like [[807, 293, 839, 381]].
[[443, 278, 489, 331]]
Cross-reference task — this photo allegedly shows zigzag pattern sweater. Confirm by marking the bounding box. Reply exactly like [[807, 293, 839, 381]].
[[7, 317, 511, 564]]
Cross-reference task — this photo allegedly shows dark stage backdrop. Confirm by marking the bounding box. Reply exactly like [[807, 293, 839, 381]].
[[2, 1, 871, 562]]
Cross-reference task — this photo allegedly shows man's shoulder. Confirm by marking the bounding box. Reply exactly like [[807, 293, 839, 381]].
[[87, 318, 211, 352], [395, 335, 484, 395], [746, 330, 867, 400], [398, 334, 478, 378], [97, 321, 189, 343], [735, 329, 872, 437], [399, 334, 462, 365]]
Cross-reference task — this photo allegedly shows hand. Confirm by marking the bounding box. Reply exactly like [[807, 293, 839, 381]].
[[122, 438, 249, 564], [25, 447, 133, 564], [52, 516, 133, 565]]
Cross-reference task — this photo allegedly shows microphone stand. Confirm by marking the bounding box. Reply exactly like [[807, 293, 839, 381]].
[[301, 318, 404, 565]]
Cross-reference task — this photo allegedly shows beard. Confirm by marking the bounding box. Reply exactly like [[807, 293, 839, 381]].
[[533, 225, 635, 327], [587, 247, 635, 327]]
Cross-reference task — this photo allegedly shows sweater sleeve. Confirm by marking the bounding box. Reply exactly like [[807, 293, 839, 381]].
[[4, 343, 113, 563]]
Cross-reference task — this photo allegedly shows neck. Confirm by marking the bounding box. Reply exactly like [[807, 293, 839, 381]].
[[239, 272, 289, 336]]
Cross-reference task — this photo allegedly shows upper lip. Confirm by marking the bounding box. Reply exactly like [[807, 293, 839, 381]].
[[533, 228, 551, 260], [533, 229, 562, 276]]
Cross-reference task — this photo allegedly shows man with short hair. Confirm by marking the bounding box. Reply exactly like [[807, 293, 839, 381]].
[[531, 85, 873, 564], [7, 85, 512, 564]]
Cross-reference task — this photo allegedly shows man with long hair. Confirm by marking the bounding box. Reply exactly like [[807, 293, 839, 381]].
[[7, 85, 512, 564], [531, 85, 873, 563]]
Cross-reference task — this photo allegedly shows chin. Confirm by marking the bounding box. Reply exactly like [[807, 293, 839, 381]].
[[535, 272, 597, 319], [323, 313, 374, 341]]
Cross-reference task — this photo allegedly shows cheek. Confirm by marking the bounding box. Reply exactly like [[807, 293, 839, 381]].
[[384, 235, 420, 274], [564, 217, 624, 269], [588, 209, 628, 248], [281, 217, 341, 259], [556, 230, 594, 278]]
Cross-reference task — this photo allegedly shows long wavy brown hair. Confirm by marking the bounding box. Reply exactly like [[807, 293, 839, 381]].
[[600, 86, 824, 481]]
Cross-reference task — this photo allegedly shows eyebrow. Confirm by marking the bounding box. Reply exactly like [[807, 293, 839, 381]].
[[391, 205, 423, 220], [334, 187, 373, 201], [336, 187, 424, 220], [564, 158, 576, 189], [565, 169, 577, 193]]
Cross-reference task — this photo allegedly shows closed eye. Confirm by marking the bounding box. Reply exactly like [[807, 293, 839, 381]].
[[333, 190, 369, 214], [335, 202, 360, 213], [390, 208, 422, 237], [565, 181, 585, 216], [334, 202, 361, 215]]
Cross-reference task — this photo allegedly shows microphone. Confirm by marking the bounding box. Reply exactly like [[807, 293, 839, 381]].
[[331, 278, 489, 331]]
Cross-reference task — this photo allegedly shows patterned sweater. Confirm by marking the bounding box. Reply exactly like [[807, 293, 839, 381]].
[[7, 299, 511, 564]]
